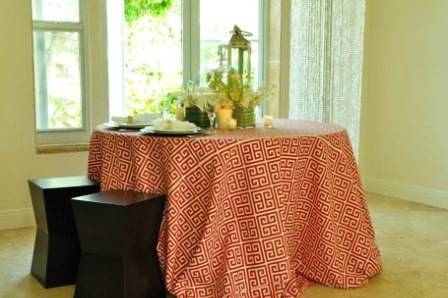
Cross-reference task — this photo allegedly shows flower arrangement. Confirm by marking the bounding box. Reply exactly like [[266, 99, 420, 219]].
[[176, 70, 269, 128], [180, 82, 202, 108], [177, 82, 213, 129], [178, 82, 216, 110], [206, 68, 265, 110]]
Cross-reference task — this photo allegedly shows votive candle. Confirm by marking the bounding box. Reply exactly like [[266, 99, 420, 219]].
[[217, 108, 232, 129], [263, 115, 273, 128], [175, 106, 185, 121], [228, 118, 237, 129]]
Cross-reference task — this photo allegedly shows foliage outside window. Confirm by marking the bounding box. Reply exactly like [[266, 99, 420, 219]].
[[123, 0, 181, 115], [124, 0, 173, 22]]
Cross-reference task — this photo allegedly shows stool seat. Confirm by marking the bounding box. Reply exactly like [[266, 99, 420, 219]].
[[28, 176, 100, 288], [72, 190, 156, 206], [72, 190, 166, 298]]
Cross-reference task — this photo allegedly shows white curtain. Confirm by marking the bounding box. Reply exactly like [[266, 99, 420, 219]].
[[289, 0, 366, 154]]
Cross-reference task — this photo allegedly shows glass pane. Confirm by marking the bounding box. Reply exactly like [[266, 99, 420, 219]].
[[33, 31, 83, 129], [32, 0, 80, 22], [200, 0, 259, 40], [123, 0, 182, 115], [200, 0, 260, 85]]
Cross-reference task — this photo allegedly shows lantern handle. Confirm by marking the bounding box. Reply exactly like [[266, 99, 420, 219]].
[[230, 25, 253, 37]]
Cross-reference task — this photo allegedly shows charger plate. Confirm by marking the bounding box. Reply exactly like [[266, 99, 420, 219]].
[[104, 122, 153, 129]]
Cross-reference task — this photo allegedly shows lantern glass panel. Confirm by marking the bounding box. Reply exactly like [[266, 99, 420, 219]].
[[229, 47, 250, 76], [218, 45, 229, 69]]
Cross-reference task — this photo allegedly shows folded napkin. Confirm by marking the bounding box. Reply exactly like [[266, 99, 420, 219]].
[[111, 113, 160, 124], [153, 119, 198, 132], [111, 115, 132, 124]]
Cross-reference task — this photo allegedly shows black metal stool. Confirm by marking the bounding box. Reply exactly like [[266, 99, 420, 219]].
[[28, 176, 100, 288], [71, 190, 166, 298]]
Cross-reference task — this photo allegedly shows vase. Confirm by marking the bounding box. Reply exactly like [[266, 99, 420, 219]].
[[185, 106, 210, 129], [234, 107, 255, 128]]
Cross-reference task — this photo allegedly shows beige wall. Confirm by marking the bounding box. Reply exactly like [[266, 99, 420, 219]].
[[0, 1, 89, 229], [360, 0, 448, 207]]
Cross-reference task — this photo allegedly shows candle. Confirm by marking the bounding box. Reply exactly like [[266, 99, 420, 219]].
[[175, 106, 185, 121], [228, 118, 237, 129], [263, 115, 273, 128], [217, 108, 232, 129]]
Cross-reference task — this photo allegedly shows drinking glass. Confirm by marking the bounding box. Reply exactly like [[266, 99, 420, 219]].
[[160, 98, 171, 120], [203, 96, 216, 131]]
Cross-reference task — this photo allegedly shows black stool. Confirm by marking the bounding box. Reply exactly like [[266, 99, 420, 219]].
[[28, 176, 100, 288], [71, 190, 166, 298]]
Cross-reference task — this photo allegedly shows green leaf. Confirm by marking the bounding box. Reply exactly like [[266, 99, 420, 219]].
[[124, 0, 173, 23]]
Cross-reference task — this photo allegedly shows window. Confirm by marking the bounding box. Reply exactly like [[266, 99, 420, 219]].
[[32, 0, 85, 130], [31, 0, 266, 147], [108, 0, 266, 117], [32, 0, 90, 146]]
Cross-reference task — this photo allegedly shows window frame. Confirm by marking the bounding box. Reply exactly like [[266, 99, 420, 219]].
[[32, 0, 91, 146], [259, 0, 269, 115], [279, 0, 291, 118], [182, 0, 200, 86]]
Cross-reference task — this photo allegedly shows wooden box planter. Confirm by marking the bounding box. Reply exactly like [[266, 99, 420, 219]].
[[185, 106, 210, 129], [234, 107, 255, 128]]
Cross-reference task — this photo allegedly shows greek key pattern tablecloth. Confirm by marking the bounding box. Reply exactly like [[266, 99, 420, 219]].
[[88, 120, 381, 297]]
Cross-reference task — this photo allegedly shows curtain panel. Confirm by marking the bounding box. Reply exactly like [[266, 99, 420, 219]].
[[289, 0, 366, 155]]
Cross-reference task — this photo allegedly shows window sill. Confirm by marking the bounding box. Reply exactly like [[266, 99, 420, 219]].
[[36, 143, 90, 154]]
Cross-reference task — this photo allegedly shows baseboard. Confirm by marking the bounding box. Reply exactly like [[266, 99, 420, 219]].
[[0, 208, 35, 230], [364, 177, 448, 209]]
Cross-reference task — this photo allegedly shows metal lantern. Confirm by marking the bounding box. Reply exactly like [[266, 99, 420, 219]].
[[218, 25, 252, 76]]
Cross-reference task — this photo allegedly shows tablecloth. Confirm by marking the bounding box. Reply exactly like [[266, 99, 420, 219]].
[[88, 119, 381, 297]]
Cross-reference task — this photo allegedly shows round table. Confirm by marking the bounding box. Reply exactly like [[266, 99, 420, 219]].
[[88, 119, 382, 298]]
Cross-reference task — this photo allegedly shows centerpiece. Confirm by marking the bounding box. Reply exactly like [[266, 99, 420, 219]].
[[207, 25, 265, 128], [176, 25, 266, 129], [207, 69, 263, 128]]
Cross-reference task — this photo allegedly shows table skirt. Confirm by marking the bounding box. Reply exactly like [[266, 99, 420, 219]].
[[88, 121, 381, 297]]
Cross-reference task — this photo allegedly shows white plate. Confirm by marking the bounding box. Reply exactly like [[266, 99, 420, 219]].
[[140, 127, 203, 136]]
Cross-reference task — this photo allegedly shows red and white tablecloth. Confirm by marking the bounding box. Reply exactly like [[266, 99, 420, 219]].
[[88, 119, 381, 297]]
